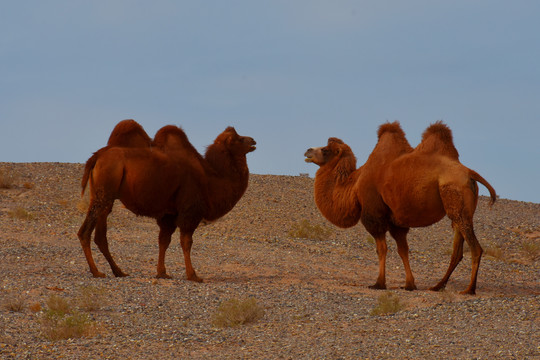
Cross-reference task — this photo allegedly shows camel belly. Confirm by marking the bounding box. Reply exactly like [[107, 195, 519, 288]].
[[381, 176, 446, 228]]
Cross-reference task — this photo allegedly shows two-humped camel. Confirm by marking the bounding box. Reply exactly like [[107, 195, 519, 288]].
[[78, 120, 256, 282], [305, 121, 496, 294]]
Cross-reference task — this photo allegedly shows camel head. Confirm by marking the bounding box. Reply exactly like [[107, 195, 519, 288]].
[[214, 127, 257, 154], [304, 137, 354, 166]]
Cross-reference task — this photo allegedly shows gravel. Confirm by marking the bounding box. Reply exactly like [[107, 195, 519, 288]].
[[1, 162, 538, 359]]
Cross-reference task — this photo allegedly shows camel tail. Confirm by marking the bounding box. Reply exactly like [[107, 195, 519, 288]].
[[470, 169, 497, 206], [81, 151, 100, 196]]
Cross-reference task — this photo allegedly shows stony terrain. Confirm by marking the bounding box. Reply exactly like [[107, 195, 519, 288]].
[[0, 162, 538, 359]]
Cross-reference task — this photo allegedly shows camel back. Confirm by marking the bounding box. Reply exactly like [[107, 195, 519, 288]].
[[416, 121, 459, 159], [107, 119, 152, 148]]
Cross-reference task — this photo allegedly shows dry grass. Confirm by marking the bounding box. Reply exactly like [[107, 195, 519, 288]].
[[370, 292, 405, 316], [74, 285, 107, 311], [8, 207, 34, 220], [40, 294, 99, 341], [521, 239, 540, 261], [212, 297, 264, 328], [0, 169, 17, 189], [288, 219, 333, 241], [2, 294, 26, 312]]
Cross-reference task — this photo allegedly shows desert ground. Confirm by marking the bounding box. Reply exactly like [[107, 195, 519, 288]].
[[0, 162, 538, 359]]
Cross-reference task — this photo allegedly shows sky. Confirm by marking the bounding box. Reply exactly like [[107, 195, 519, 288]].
[[1, 1, 539, 203]]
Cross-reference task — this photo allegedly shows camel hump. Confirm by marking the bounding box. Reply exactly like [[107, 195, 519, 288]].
[[153, 125, 197, 153], [374, 121, 413, 154], [416, 121, 459, 159], [377, 121, 406, 140], [107, 119, 152, 148]]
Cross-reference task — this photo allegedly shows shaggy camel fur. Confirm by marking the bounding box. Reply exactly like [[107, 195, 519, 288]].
[[78, 121, 256, 282], [305, 121, 496, 294]]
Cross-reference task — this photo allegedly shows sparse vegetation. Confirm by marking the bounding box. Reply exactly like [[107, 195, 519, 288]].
[[2, 294, 26, 312], [40, 294, 99, 341], [74, 285, 107, 311], [439, 289, 457, 303], [288, 219, 333, 240], [370, 291, 405, 316], [212, 297, 264, 328], [521, 239, 540, 261], [8, 207, 34, 220], [23, 182, 34, 189], [484, 242, 503, 259], [0, 169, 16, 189]]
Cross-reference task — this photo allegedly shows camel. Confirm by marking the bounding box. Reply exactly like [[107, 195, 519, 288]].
[[77, 121, 256, 282], [304, 121, 496, 294]]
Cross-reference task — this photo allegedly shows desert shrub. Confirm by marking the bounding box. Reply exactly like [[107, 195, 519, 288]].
[[484, 243, 503, 260], [212, 297, 264, 328], [370, 291, 405, 316], [74, 285, 107, 311], [23, 182, 34, 189], [8, 207, 34, 220], [288, 219, 333, 240], [2, 294, 26, 312], [41, 310, 95, 341], [40, 294, 99, 341], [0, 170, 16, 189], [521, 239, 540, 261]]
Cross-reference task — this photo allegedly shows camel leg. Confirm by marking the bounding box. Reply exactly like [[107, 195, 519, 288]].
[[390, 226, 416, 291], [458, 224, 483, 295], [156, 215, 177, 279], [440, 183, 482, 295], [430, 224, 464, 292], [93, 204, 128, 277], [369, 235, 388, 290], [179, 230, 203, 283], [77, 202, 106, 278]]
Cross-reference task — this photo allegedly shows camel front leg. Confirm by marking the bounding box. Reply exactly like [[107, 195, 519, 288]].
[[369, 235, 388, 290], [156, 215, 177, 279], [390, 226, 416, 291], [180, 230, 203, 283]]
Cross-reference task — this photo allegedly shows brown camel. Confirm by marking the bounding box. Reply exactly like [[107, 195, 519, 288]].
[[304, 121, 496, 294], [78, 121, 256, 282]]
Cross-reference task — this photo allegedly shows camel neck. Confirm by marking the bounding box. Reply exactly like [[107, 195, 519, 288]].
[[203, 150, 250, 221], [314, 163, 361, 228]]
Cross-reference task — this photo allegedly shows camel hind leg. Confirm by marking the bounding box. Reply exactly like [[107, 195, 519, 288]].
[[430, 223, 464, 291], [93, 204, 128, 277], [439, 182, 483, 295], [77, 200, 106, 278]]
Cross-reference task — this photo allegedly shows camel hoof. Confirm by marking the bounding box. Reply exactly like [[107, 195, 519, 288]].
[[113, 271, 129, 277], [187, 275, 204, 283], [156, 273, 172, 279], [92, 271, 107, 278], [429, 284, 445, 292], [368, 283, 386, 290], [459, 289, 476, 295], [403, 284, 417, 291]]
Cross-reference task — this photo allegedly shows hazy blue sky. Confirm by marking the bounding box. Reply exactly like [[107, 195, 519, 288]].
[[1, 1, 539, 203]]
